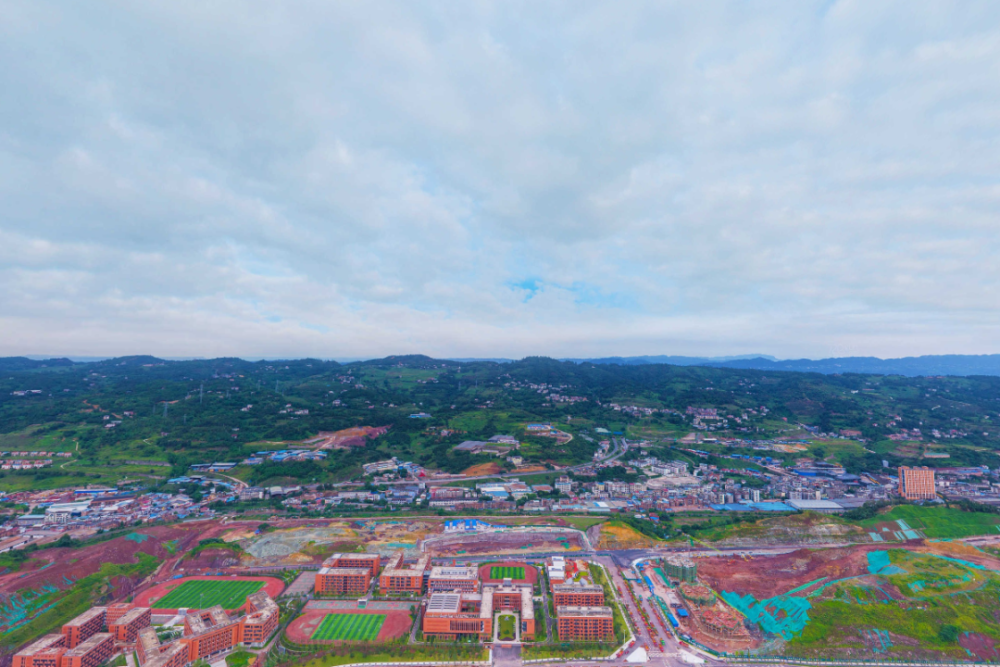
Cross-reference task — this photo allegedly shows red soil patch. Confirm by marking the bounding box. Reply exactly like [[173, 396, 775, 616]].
[[133, 575, 284, 613], [0, 525, 205, 599], [478, 561, 538, 585], [176, 547, 244, 571], [697, 546, 885, 599], [961, 633, 1000, 661], [286, 610, 412, 643], [462, 462, 501, 476]]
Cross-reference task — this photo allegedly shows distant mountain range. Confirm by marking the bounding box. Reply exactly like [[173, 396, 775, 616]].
[[568, 354, 1000, 377], [9, 352, 1000, 378]]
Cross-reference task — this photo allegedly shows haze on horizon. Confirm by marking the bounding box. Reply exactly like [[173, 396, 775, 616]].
[[2, 2, 999, 361]]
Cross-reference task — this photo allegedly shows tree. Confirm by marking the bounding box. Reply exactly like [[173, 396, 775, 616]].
[[938, 624, 959, 643]]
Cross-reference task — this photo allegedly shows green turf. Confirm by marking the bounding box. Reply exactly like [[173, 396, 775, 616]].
[[311, 613, 385, 641], [498, 614, 516, 641], [154, 579, 265, 609], [490, 566, 525, 580]]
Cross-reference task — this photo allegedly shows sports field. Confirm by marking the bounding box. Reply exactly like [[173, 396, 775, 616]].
[[311, 613, 385, 641], [155, 579, 265, 610], [491, 566, 525, 580]]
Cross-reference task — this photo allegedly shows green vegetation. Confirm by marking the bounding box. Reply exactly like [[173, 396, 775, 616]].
[[287, 643, 487, 667], [225, 651, 256, 667], [155, 579, 264, 609], [183, 538, 244, 560], [490, 566, 525, 580], [532, 601, 547, 641], [310, 613, 385, 641], [855, 504, 1000, 539], [0, 552, 159, 649], [3, 353, 1000, 487], [497, 614, 516, 641]]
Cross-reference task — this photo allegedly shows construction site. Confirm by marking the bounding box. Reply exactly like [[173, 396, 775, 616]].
[[684, 540, 1000, 661], [423, 528, 585, 556]]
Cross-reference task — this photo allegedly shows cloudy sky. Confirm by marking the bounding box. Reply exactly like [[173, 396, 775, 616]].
[[2, 1, 999, 360]]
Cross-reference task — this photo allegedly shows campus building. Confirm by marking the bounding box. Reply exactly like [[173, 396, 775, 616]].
[[378, 551, 430, 594], [315, 567, 371, 595], [61, 634, 115, 667], [322, 553, 381, 577], [422, 592, 492, 639], [552, 583, 605, 607], [428, 566, 480, 593], [898, 466, 936, 500], [109, 607, 152, 643], [556, 606, 614, 641], [61, 607, 106, 648], [482, 582, 535, 640], [13, 634, 69, 667], [137, 592, 278, 667], [105, 603, 136, 626], [14, 632, 115, 667]]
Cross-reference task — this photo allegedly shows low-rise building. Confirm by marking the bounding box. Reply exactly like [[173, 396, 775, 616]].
[[427, 566, 479, 593], [556, 606, 614, 641], [422, 592, 491, 640], [109, 607, 151, 643], [61, 607, 106, 648], [61, 633, 114, 667], [315, 567, 371, 595], [378, 551, 430, 594], [552, 583, 604, 607]]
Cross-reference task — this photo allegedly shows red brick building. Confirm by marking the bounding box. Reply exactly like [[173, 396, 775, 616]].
[[428, 566, 479, 593], [12, 634, 66, 667], [315, 567, 371, 595], [556, 606, 614, 641], [378, 551, 430, 594], [109, 607, 152, 643], [137, 592, 279, 667], [322, 553, 381, 577], [552, 584, 605, 607], [61, 634, 115, 667], [61, 607, 107, 648]]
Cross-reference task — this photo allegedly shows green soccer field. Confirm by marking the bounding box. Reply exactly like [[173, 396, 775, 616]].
[[490, 566, 525, 580], [311, 613, 385, 641], [155, 579, 265, 609]]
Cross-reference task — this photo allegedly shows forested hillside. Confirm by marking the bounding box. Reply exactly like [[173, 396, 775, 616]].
[[1, 355, 999, 489]]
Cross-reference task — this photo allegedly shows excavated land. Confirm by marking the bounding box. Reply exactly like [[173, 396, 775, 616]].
[[0, 524, 208, 599], [709, 513, 868, 547], [242, 525, 359, 564], [424, 530, 584, 556], [175, 547, 244, 572], [238, 520, 439, 566], [918, 539, 1000, 570], [696, 545, 887, 600]]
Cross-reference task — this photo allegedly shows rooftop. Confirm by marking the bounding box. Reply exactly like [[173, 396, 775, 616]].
[[429, 566, 478, 580], [556, 605, 613, 618], [426, 593, 461, 614], [64, 633, 113, 657]]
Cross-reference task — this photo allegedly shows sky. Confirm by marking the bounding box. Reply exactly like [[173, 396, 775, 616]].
[[2, 1, 1000, 360]]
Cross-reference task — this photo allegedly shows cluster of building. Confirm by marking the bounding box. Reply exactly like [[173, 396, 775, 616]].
[[239, 449, 327, 466], [361, 457, 427, 480], [313, 550, 614, 643], [14, 594, 278, 667]]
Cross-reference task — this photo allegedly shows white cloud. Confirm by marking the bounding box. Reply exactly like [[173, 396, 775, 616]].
[[1, 0, 1000, 359]]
